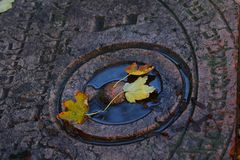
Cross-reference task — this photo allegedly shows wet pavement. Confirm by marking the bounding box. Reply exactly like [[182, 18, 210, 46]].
[[0, 0, 238, 159]]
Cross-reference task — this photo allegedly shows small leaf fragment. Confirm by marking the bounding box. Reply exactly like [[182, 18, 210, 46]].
[[229, 140, 240, 160], [57, 91, 89, 124], [123, 76, 155, 103], [125, 62, 154, 76], [0, 0, 15, 13]]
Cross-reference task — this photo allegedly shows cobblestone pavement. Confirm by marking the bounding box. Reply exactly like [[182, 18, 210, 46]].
[[0, 0, 238, 159]]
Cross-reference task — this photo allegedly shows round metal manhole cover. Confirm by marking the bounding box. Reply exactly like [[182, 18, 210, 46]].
[[0, 0, 238, 159], [50, 42, 192, 145]]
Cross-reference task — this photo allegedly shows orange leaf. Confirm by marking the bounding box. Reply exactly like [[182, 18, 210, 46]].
[[57, 91, 89, 124], [229, 140, 240, 159], [125, 62, 154, 76]]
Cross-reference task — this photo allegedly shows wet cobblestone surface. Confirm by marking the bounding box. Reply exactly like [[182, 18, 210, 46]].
[[0, 0, 238, 159]]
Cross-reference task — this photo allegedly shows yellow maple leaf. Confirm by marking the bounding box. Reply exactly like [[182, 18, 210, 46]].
[[57, 91, 89, 124], [125, 62, 154, 76], [0, 0, 15, 13], [123, 76, 155, 103]]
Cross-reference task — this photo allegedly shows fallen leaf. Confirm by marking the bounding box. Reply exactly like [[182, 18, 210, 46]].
[[0, 0, 15, 13], [125, 62, 154, 75], [229, 140, 240, 160], [123, 76, 155, 103], [57, 91, 89, 124]]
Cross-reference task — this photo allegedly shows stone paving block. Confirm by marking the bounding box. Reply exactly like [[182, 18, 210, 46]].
[[0, 0, 239, 159]]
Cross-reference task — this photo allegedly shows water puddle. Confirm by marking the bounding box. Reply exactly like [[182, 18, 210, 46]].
[[86, 62, 162, 125]]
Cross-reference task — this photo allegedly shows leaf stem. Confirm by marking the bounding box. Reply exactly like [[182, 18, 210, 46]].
[[86, 110, 102, 116], [113, 74, 130, 88], [103, 91, 125, 112], [86, 91, 125, 116]]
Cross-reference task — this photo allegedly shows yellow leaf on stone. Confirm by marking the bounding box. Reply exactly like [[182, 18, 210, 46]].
[[123, 76, 155, 103], [57, 91, 89, 124], [0, 0, 15, 13], [125, 62, 154, 76]]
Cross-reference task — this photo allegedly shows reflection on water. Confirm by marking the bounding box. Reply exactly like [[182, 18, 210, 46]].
[[86, 62, 162, 125]]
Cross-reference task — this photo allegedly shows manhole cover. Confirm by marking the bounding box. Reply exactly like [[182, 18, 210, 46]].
[[0, 0, 238, 159], [50, 42, 192, 145]]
